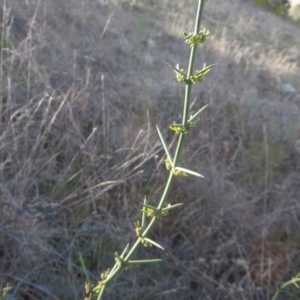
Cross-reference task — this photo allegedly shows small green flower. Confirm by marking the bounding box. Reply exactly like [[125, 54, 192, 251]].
[[164, 158, 173, 171], [85, 281, 92, 294], [115, 255, 124, 267], [161, 210, 169, 217], [135, 226, 142, 237], [169, 123, 188, 134], [142, 207, 157, 218], [173, 169, 188, 177], [190, 67, 211, 83], [100, 268, 110, 281], [176, 69, 187, 82], [141, 239, 151, 247], [169, 121, 195, 134], [183, 29, 210, 47], [142, 206, 170, 218]]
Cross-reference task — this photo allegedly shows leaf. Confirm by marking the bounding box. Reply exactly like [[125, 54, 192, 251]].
[[174, 167, 204, 178], [156, 125, 173, 166], [128, 259, 163, 265], [143, 238, 165, 250], [142, 204, 158, 211], [165, 63, 186, 76], [162, 203, 183, 211], [188, 104, 208, 123], [197, 63, 217, 76], [120, 243, 130, 257]]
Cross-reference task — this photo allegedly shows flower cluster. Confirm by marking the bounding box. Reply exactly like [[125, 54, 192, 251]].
[[164, 158, 188, 176], [176, 68, 187, 82], [169, 121, 195, 134], [190, 67, 211, 83], [183, 29, 210, 47]]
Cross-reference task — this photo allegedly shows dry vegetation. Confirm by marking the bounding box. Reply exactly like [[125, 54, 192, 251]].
[[0, 0, 300, 299]]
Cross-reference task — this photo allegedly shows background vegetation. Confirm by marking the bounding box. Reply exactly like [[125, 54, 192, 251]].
[[0, 0, 300, 299], [255, 0, 290, 16]]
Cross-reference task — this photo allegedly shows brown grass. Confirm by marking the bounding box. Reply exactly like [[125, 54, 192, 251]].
[[0, 0, 300, 299]]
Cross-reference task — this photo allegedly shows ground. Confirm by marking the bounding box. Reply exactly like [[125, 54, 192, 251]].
[[0, 0, 300, 299]]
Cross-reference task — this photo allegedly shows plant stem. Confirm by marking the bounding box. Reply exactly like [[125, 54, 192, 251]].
[[95, 1, 206, 298], [175, 0, 204, 166], [182, 0, 204, 126]]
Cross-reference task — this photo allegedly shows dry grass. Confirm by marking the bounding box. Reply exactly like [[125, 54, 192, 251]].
[[0, 0, 300, 299]]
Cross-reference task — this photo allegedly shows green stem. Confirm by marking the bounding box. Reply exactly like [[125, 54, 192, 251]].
[[96, 284, 106, 300], [175, 0, 204, 164], [157, 172, 174, 211], [182, 0, 204, 126], [95, 1, 205, 298]]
